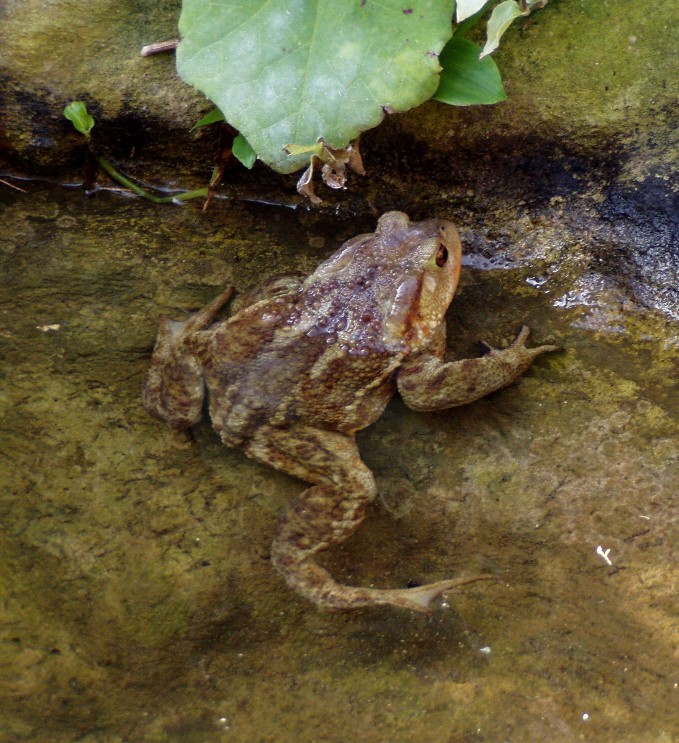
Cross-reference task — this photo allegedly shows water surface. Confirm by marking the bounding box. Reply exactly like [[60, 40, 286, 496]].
[[1, 187, 677, 742]]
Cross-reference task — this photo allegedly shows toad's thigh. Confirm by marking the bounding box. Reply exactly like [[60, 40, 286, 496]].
[[244, 425, 375, 497]]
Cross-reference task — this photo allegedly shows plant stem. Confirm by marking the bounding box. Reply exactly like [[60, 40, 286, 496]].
[[97, 157, 208, 204]]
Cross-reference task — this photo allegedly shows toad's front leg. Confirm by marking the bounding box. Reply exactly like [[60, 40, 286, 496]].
[[143, 288, 233, 428], [397, 326, 560, 412], [245, 425, 491, 613]]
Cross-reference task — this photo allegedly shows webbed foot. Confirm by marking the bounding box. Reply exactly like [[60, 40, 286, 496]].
[[143, 288, 234, 428], [480, 325, 562, 362], [363, 574, 496, 614]]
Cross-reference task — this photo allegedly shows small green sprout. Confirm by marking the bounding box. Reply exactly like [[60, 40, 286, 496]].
[[232, 134, 257, 169], [192, 107, 256, 169], [64, 101, 208, 204], [64, 101, 95, 137]]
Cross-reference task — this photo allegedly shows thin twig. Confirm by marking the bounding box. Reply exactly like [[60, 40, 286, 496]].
[[0, 178, 28, 193], [140, 39, 179, 57]]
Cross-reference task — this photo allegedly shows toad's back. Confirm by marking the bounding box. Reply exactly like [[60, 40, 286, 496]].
[[199, 288, 404, 446]]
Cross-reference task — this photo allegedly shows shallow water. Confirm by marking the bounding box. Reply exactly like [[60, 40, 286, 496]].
[[1, 187, 677, 742]]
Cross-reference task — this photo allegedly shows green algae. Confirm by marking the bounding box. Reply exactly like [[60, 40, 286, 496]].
[[498, 0, 679, 129], [404, 0, 679, 153]]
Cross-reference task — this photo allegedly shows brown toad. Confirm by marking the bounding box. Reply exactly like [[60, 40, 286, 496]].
[[143, 212, 558, 612]]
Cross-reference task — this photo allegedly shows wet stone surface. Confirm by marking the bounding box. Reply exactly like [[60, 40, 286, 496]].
[[0, 187, 677, 742]]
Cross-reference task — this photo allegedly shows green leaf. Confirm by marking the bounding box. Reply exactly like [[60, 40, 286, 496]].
[[177, 0, 455, 174], [480, 0, 523, 58], [433, 37, 506, 105], [64, 101, 95, 137], [232, 134, 257, 169], [454, 2, 492, 37], [192, 107, 225, 131], [456, 0, 489, 23]]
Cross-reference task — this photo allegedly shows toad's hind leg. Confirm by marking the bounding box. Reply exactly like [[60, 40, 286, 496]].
[[143, 288, 234, 428], [245, 426, 492, 613]]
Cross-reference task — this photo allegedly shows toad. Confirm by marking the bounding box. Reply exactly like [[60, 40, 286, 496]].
[[143, 212, 559, 612]]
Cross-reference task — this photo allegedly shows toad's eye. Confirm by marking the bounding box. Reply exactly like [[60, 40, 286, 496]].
[[435, 244, 448, 267]]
